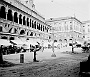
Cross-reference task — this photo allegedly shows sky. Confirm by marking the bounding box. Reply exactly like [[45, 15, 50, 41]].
[[33, 0, 90, 21], [21, 0, 90, 21]]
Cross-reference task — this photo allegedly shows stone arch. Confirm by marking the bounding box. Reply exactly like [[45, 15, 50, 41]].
[[28, 31, 31, 36], [0, 6, 6, 19], [20, 30, 25, 35], [9, 37, 14, 40], [14, 12, 18, 23], [59, 39, 62, 42], [1, 36, 8, 39], [19, 14, 22, 24], [27, 31, 29, 36], [64, 39, 67, 43], [23, 16, 26, 25], [7, 9, 13, 21], [30, 32, 33, 36], [8, 28, 13, 33]]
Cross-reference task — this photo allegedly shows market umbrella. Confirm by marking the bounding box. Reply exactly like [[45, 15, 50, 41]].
[[0, 39, 12, 46], [10, 40, 24, 45]]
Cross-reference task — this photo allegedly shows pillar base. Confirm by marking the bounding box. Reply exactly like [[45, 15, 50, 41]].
[[33, 59, 39, 62]]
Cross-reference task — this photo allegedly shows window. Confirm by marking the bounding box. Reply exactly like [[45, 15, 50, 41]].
[[19, 14, 22, 24], [7, 9, 13, 21], [30, 32, 33, 36], [14, 12, 18, 23], [23, 16, 26, 25], [0, 26, 2, 32], [27, 18, 29, 26], [70, 25, 72, 30], [30, 19, 31, 27], [0, 6, 6, 19]]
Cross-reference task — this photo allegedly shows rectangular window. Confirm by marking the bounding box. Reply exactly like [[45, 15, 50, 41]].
[[0, 26, 2, 32]]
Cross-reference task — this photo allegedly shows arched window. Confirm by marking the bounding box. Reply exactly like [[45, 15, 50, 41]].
[[43, 26, 44, 31], [30, 32, 33, 36], [59, 39, 62, 42], [1, 36, 7, 39], [20, 30, 25, 35], [34, 21, 36, 29], [9, 37, 14, 40], [30, 19, 31, 27], [7, 9, 13, 21], [0, 26, 2, 32], [41, 25, 42, 31], [37, 23, 39, 29], [0, 6, 6, 19], [46, 27, 48, 32], [27, 32, 29, 36], [45, 26, 47, 31], [33, 21, 35, 28], [14, 12, 18, 23], [19, 14, 22, 24], [23, 16, 26, 25], [38, 24, 40, 30], [27, 18, 29, 26], [32, 20, 34, 28]]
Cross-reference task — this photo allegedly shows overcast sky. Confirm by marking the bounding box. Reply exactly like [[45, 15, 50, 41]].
[[33, 0, 90, 21]]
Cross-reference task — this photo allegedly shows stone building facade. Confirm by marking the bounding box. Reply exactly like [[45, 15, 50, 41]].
[[82, 21, 90, 42], [0, 0, 51, 45], [46, 17, 84, 47]]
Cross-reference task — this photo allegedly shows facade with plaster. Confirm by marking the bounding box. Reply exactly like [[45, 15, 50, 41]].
[[0, 0, 51, 44], [82, 21, 90, 42], [46, 17, 84, 47]]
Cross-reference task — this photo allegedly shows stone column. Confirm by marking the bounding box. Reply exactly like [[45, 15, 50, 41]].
[[5, 6, 8, 20], [17, 13, 19, 24], [12, 11, 14, 22]]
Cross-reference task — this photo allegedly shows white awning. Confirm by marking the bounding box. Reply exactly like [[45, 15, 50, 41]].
[[76, 41, 83, 45], [26, 40, 38, 46], [43, 41, 53, 47], [0, 39, 12, 46], [54, 42, 60, 46], [10, 40, 24, 45]]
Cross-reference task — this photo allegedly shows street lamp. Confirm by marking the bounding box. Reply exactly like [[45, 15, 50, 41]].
[[51, 33, 56, 57], [71, 36, 74, 53]]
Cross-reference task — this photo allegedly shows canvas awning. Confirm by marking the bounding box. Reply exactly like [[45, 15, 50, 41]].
[[54, 42, 60, 46], [43, 41, 53, 47], [0, 39, 12, 46], [10, 38, 39, 47], [76, 41, 83, 45], [25, 40, 38, 46], [10, 40, 24, 45]]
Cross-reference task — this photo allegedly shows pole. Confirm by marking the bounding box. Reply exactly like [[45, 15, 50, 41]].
[[33, 51, 37, 62], [51, 33, 56, 57], [72, 37, 74, 53]]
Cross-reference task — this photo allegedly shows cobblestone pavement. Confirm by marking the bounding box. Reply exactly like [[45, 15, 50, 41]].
[[0, 52, 89, 77]]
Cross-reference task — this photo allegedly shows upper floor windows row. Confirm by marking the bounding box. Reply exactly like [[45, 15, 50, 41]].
[[0, 6, 49, 33]]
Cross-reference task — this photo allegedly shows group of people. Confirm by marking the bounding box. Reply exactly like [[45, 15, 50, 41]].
[[0, 42, 42, 55]]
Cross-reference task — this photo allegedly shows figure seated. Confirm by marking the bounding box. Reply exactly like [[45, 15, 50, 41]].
[[80, 55, 90, 76]]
